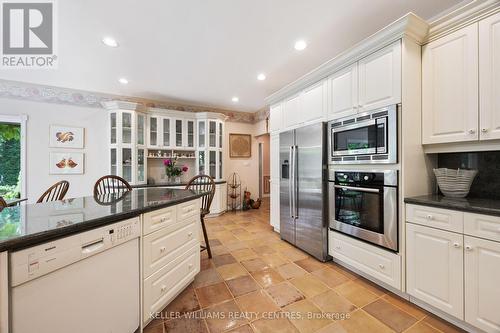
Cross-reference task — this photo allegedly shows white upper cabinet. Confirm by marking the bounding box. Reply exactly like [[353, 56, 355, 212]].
[[282, 93, 301, 129], [148, 116, 160, 148], [422, 24, 479, 144], [406, 223, 464, 319], [329, 63, 358, 119], [269, 103, 282, 133], [300, 80, 327, 123], [358, 41, 401, 112], [464, 236, 500, 332], [479, 12, 500, 141]]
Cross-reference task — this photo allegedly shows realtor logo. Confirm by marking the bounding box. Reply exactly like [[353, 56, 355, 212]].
[[1, 0, 57, 68]]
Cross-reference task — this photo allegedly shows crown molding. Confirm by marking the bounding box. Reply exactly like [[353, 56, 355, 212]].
[[426, 0, 500, 43], [102, 100, 146, 112], [265, 13, 428, 106]]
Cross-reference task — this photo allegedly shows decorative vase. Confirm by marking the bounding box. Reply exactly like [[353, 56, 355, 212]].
[[175, 176, 181, 184]]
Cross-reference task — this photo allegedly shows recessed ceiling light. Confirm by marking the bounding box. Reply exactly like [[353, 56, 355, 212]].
[[118, 78, 129, 85], [102, 37, 119, 48], [257, 73, 266, 81], [232, 97, 239, 103], [294, 40, 307, 51]]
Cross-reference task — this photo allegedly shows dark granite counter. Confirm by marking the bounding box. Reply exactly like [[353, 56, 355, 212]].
[[404, 194, 500, 217], [0, 188, 205, 252], [132, 180, 226, 188]]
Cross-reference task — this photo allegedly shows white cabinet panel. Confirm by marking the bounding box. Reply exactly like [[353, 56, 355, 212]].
[[270, 133, 280, 232], [301, 80, 327, 123], [406, 204, 463, 233], [269, 103, 282, 132], [406, 223, 464, 319], [479, 12, 500, 141], [422, 24, 479, 144], [282, 94, 301, 129], [464, 236, 500, 332], [464, 213, 500, 243], [358, 41, 401, 112], [329, 63, 358, 119]]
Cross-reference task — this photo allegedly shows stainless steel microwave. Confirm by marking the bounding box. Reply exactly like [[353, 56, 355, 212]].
[[328, 105, 397, 164]]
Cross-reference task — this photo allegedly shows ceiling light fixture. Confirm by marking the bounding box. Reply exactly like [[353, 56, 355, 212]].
[[257, 73, 266, 81], [232, 97, 239, 103], [102, 37, 119, 48], [118, 78, 129, 85], [294, 40, 307, 51]]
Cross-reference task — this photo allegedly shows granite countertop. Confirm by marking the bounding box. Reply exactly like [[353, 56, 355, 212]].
[[404, 194, 500, 217], [0, 188, 205, 252], [132, 180, 227, 188]]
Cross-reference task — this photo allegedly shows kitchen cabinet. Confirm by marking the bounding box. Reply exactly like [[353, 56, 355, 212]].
[[464, 236, 500, 332], [196, 119, 224, 180], [162, 117, 171, 147], [148, 116, 160, 148], [422, 24, 479, 144], [358, 41, 401, 112], [329, 63, 358, 119], [270, 133, 280, 232], [269, 103, 282, 133], [300, 80, 327, 123], [282, 93, 301, 129], [406, 223, 464, 319], [479, 12, 500, 141]]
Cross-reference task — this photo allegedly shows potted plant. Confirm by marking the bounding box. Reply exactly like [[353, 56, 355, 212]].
[[163, 157, 188, 183]]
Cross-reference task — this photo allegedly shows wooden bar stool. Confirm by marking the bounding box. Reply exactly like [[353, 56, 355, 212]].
[[37, 181, 69, 203], [0, 196, 7, 210], [93, 175, 132, 196], [185, 175, 216, 258]]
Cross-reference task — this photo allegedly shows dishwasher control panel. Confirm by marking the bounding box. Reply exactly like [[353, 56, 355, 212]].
[[10, 217, 140, 287]]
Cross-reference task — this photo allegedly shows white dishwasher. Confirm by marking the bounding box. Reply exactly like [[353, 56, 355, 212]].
[[10, 218, 140, 333]]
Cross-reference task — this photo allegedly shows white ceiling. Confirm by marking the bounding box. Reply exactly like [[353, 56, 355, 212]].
[[0, 0, 467, 112]]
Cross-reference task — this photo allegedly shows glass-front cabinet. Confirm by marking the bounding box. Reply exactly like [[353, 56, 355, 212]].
[[196, 117, 224, 180]]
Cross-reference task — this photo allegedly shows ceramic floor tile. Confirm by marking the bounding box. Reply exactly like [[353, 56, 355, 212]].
[[251, 268, 285, 288], [211, 245, 230, 256], [212, 253, 238, 267], [311, 290, 356, 317], [279, 248, 309, 262], [143, 319, 165, 333], [334, 281, 379, 308], [226, 242, 250, 251], [195, 282, 233, 308], [265, 282, 305, 307], [193, 268, 223, 288], [209, 239, 223, 246], [202, 300, 248, 333], [200, 257, 214, 271], [252, 245, 277, 255], [235, 290, 280, 320], [289, 275, 329, 298], [276, 263, 308, 280], [162, 285, 200, 319], [164, 311, 208, 333], [328, 263, 359, 280], [363, 298, 417, 332], [217, 263, 249, 280], [251, 317, 300, 333], [283, 299, 332, 333], [381, 294, 427, 320], [331, 309, 393, 333], [355, 278, 386, 297], [241, 258, 270, 272], [226, 275, 260, 297], [423, 315, 467, 333], [311, 268, 351, 288], [227, 324, 255, 333], [294, 257, 326, 273], [404, 321, 443, 333], [232, 248, 260, 261], [261, 253, 289, 268]]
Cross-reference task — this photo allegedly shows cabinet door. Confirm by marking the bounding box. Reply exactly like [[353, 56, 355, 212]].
[[174, 119, 183, 148], [270, 134, 280, 231], [358, 41, 401, 112], [479, 13, 500, 141], [186, 120, 195, 148], [406, 223, 464, 319], [422, 24, 479, 144], [269, 103, 282, 132], [329, 63, 358, 119], [162, 118, 171, 147], [464, 236, 500, 332], [198, 121, 206, 148], [137, 113, 146, 146], [208, 121, 217, 148], [282, 94, 301, 128], [301, 80, 327, 123], [149, 116, 159, 147]]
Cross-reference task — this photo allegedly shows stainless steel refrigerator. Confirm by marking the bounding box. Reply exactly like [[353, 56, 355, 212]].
[[280, 122, 329, 261]]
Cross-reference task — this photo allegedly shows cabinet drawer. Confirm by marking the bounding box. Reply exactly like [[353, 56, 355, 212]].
[[464, 213, 500, 242], [406, 204, 463, 233], [328, 231, 401, 289], [177, 200, 199, 221], [143, 218, 199, 278], [143, 206, 176, 236], [143, 245, 200, 322]]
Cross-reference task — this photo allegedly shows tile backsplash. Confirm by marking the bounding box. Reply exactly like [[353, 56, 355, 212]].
[[437, 151, 500, 199]]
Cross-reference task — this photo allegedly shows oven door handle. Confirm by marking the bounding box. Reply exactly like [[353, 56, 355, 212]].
[[334, 185, 380, 193]]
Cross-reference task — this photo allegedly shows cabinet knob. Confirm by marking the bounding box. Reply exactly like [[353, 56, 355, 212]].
[[160, 217, 167, 222], [465, 245, 473, 251], [161, 285, 167, 293], [453, 242, 461, 248], [426, 214, 434, 220], [379, 264, 385, 270], [188, 232, 193, 237], [188, 264, 193, 270], [481, 128, 488, 133], [468, 129, 476, 134], [160, 246, 166, 253]]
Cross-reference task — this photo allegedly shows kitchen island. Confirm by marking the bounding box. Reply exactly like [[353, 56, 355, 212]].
[[0, 187, 205, 333]]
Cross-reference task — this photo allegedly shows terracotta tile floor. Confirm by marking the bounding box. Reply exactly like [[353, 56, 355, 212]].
[[145, 199, 465, 333]]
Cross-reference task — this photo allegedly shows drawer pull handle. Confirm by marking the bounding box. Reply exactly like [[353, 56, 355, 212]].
[[160, 217, 167, 222], [161, 285, 167, 293], [379, 264, 385, 270], [160, 246, 167, 253], [335, 246, 341, 250], [188, 232, 193, 237], [453, 242, 461, 249], [426, 214, 433, 220], [188, 264, 193, 270], [465, 245, 473, 251]]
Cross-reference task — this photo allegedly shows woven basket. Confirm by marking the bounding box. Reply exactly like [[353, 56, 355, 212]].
[[433, 168, 478, 198]]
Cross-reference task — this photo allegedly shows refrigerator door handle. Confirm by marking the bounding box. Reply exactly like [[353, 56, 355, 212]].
[[289, 146, 294, 218], [294, 145, 299, 219]]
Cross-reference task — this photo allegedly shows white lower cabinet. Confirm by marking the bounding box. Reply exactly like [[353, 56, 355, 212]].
[[464, 236, 500, 332], [329, 231, 401, 289], [406, 223, 464, 319]]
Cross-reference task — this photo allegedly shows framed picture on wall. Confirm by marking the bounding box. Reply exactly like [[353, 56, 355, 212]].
[[49, 125, 85, 148], [49, 152, 85, 175], [229, 133, 252, 158]]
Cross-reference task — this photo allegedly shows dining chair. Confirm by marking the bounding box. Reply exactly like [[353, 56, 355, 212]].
[[37, 180, 70, 203], [185, 175, 216, 258], [94, 175, 132, 196], [0, 196, 7, 210]]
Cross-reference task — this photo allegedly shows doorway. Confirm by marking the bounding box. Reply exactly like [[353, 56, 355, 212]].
[[256, 134, 270, 200]]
